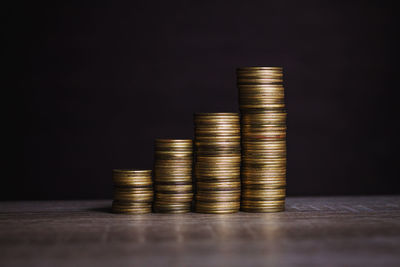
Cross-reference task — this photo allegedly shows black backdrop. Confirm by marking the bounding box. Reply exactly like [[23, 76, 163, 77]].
[[7, 0, 398, 200]]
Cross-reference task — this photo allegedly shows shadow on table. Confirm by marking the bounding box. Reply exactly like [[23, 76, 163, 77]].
[[88, 206, 112, 213]]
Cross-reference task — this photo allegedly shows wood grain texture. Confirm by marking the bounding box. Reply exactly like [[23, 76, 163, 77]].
[[1, 196, 399, 267]]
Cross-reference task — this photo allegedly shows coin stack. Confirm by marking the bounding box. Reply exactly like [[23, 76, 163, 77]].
[[238, 67, 287, 212], [112, 169, 153, 214], [153, 139, 194, 213], [194, 113, 241, 214]]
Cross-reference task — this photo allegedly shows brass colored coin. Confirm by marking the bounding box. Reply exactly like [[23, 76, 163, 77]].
[[237, 73, 283, 79], [195, 123, 240, 129], [112, 208, 152, 214], [195, 173, 240, 179], [195, 131, 241, 136], [197, 181, 241, 190], [153, 204, 192, 211], [194, 112, 239, 117], [242, 125, 287, 131], [241, 196, 285, 202], [112, 201, 152, 214], [195, 201, 240, 213], [237, 66, 282, 71], [155, 169, 192, 175], [154, 176, 192, 181], [242, 145, 286, 151], [196, 201, 240, 208], [195, 163, 241, 168], [242, 175, 286, 181], [153, 209, 191, 214], [196, 194, 240, 202], [241, 119, 286, 125], [237, 77, 283, 83], [155, 193, 193, 201], [154, 169, 192, 174], [242, 188, 286, 196], [195, 167, 241, 172], [195, 136, 241, 141], [241, 206, 285, 213], [154, 201, 192, 207], [196, 177, 241, 183], [242, 181, 286, 188], [242, 152, 286, 158], [154, 173, 193, 179], [243, 157, 286, 162], [238, 83, 283, 89], [113, 190, 154, 196], [240, 104, 286, 109], [154, 178, 192, 184], [195, 208, 239, 214], [195, 153, 241, 157], [240, 99, 285, 103], [241, 199, 285, 206], [195, 143, 241, 149], [155, 184, 193, 192], [196, 176, 240, 182], [242, 169, 286, 175], [195, 122, 240, 127], [196, 155, 241, 160]]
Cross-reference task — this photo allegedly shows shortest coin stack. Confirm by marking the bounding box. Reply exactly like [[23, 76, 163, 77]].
[[153, 139, 194, 213], [112, 169, 153, 214]]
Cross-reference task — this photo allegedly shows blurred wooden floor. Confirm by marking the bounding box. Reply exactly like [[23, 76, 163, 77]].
[[1, 196, 399, 267]]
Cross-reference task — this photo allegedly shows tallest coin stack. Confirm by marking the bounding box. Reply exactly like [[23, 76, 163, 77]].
[[238, 67, 287, 212]]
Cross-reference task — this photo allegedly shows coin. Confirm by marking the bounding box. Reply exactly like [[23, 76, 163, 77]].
[[238, 67, 286, 213]]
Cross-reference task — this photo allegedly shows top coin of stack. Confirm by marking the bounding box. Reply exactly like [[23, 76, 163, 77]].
[[237, 67, 287, 212], [153, 139, 194, 213], [194, 113, 241, 214], [112, 169, 153, 214]]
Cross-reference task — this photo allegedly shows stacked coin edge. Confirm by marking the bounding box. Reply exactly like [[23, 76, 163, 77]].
[[112, 169, 153, 214], [238, 67, 287, 212], [153, 139, 194, 213], [194, 113, 241, 214]]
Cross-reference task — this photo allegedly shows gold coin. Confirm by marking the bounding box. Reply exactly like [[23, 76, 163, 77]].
[[241, 206, 285, 213], [112, 201, 152, 214], [196, 194, 240, 202], [155, 184, 193, 192], [237, 77, 283, 83], [155, 193, 193, 201], [241, 199, 285, 205], [154, 203, 192, 209], [242, 187, 285, 195], [238, 83, 283, 89], [197, 181, 240, 189], [237, 73, 283, 79], [195, 123, 240, 129], [237, 66, 282, 71], [196, 201, 240, 208]]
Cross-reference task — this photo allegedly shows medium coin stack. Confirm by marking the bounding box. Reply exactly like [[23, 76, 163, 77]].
[[153, 139, 194, 213], [238, 67, 287, 212], [194, 113, 241, 214], [112, 169, 153, 214]]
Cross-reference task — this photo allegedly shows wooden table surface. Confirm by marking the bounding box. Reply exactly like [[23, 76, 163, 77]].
[[1, 196, 399, 267]]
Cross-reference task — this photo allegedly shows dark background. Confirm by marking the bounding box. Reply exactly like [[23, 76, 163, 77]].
[[6, 0, 398, 200]]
